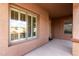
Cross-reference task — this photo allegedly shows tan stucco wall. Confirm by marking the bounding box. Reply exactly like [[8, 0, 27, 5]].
[[73, 4, 79, 56], [0, 3, 50, 56], [51, 17, 72, 40]]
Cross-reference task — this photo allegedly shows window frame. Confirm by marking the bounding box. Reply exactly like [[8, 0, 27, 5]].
[[10, 8, 27, 43], [9, 7, 38, 43], [27, 14, 38, 40]]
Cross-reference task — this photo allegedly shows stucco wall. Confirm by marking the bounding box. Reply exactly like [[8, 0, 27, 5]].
[[0, 3, 50, 56], [73, 4, 79, 56], [51, 17, 72, 40]]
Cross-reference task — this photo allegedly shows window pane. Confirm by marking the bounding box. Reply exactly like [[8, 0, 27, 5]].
[[19, 27, 26, 38], [28, 15, 31, 37], [32, 17, 37, 36], [10, 19, 26, 41], [10, 27, 18, 40], [64, 19, 72, 34], [11, 10, 15, 19], [11, 10, 18, 20], [11, 34, 18, 40], [20, 13, 26, 21], [15, 11, 18, 20], [20, 33, 25, 38]]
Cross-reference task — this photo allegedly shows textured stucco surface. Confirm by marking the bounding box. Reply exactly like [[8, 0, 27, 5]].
[[51, 17, 72, 40], [73, 4, 79, 56], [0, 3, 50, 56]]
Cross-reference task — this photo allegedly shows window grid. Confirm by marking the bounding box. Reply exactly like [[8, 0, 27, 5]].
[[10, 7, 37, 43], [27, 15, 37, 39], [10, 8, 27, 42]]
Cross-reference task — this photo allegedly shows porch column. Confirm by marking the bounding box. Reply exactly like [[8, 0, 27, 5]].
[[73, 4, 79, 56]]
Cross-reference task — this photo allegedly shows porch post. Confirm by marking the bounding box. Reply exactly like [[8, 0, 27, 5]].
[[73, 3, 79, 56]]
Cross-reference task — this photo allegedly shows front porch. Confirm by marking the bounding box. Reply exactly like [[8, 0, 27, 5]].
[[25, 39, 72, 56], [0, 3, 79, 56]]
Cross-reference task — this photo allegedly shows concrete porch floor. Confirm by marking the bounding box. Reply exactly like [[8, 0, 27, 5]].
[[24, 39, 72, 56]]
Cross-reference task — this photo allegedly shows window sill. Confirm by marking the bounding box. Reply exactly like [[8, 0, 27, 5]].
[[8, 37, 37, 47]]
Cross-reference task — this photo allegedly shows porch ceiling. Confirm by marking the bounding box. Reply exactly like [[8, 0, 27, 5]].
[[37, 3, 72, 19]]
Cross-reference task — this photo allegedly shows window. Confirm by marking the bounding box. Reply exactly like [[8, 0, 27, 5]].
[[28, 15, 31, 37], [64, 19, 72, 34], [32, 17, 37, 36], [20, 13, 26, 21], [10, 9, 27, 42], [10, 8, 37, 43], [27, 15, 37, 38], [11, 10, 18, 20]]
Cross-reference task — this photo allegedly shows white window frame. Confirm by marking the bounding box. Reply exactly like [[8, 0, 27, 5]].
[[27, 14, 38, 40], [10, 8, 27, 43], [9, 7, 38, 43]]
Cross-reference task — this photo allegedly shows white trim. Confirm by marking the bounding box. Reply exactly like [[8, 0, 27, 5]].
[[10, 7, 27, 42], [9, 6, 38, 43], [10, 8, 20, 12], [10, 38, 26, 43], [27, 36, 37, 40], [35, 16, 38, 37], [27, 15, 38, 39], [31, 16, 33, 37], [27, 15, 31, 38]]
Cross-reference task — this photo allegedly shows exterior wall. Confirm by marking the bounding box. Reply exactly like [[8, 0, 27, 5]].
[[0, 3, 50, 56], [51, 17, 72, 40], [73, 3, 79, 56]]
